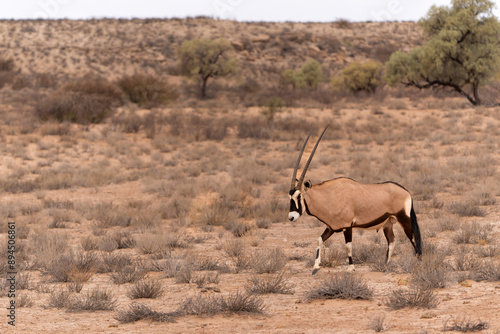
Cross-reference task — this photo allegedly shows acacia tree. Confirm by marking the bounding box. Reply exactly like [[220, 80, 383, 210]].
[[178, 38, 238, 98], [385, 0, 500, 105]]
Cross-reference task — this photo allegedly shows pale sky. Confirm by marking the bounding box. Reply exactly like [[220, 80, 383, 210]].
[[1, 0, 499, 22]]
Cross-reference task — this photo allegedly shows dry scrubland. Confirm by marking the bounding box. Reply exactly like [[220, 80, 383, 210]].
[[0, 18, 499, 334]]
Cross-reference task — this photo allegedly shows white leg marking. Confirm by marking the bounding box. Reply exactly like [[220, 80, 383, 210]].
[[387, 242, 396, 263], [313, 236, 323, 270], [404, 197, 412, 216], [345, 242, 352, 258]]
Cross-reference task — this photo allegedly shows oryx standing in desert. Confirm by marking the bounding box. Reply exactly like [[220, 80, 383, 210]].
[[288, 126, 422, 274]]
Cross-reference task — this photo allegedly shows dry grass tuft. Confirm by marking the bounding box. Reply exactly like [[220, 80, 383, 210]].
[[305, 272, 373, 301], [251, 248, 288, 274], [178, 291, 265, 316], [384, 285, 439, 310], [127, 278, 164, 299], [115, 303, 177, 323], [443, 316, 489, 332], [246, 271, 294, 295], [66, 287, 117, 312]]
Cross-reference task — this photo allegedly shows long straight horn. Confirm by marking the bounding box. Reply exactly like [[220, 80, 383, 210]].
[[291, 130, 312, 190], [297, 125, 329, 187]]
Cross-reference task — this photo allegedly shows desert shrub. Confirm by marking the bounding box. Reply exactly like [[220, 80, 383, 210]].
[[174, 267, 192, 284], [332, 60, 384, 93], [283, 60, 323, 89], [411, 249, 450, 289], [193, 273, 220, 288], [306, 272, 373, 301], [368, 314, 387, 332], [118, 73, 174, 107], [443, 316, 489, 332], [178, 291, 265, 316], [448, 201, 487, 217], [115, 303, 177, 323], [63, 76, 124, 103], [110, 264, 147, 284], [0, 57, 15, 71], [36, 76, 124, 124], [384, 285, 439, 309], [237, 117, 271, 139], [30, 232, 69, 267], [17, 294, 34, 308], [252, 248, 287, 274], [224, 239, 251, 273], [226, 221, 253, 237], [451, 222, 491, 244], [98, 253, 133, 273], [472, 261, 500, 282], [46, 289, 71, 309], [127, 278, 164, 299], [46, 251, 98, 283], [66, 287, 117, 312], [246, 271, 294, 295]]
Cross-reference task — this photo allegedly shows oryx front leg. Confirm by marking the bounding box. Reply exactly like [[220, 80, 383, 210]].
[[343, 228, 354, 271], [312, 227, 334, 275]]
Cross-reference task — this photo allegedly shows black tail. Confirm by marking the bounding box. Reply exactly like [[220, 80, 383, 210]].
[[410, 202, 422, 256]]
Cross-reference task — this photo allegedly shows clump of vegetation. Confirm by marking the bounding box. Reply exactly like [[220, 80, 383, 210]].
[[36, 77, 124, 124], [305, 272, 373, 301], [126, 278, 164, 299], [385, 0, 500, 105], [115, 303, 177, 323], [178, 291, 265, 316], [178, 38, 238, 98], [66, 287, 117, 312], [246, 271, 294, 295], [443, 316, 489, 332], [332, 60, 384, 93], [283, 60, 324, 89], [384, 285, 439, 309], [118, 74, 174, 107]]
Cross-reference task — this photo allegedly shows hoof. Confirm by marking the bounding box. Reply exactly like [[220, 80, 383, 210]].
[[312, 268, 320, 275]]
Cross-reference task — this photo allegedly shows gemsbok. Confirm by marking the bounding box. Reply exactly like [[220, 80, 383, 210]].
[[288, 125, 422, 274]]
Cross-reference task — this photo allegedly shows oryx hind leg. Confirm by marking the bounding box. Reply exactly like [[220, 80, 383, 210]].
[[312, 227, 334, 275], [397, 210, 418, 254], [343, 228, 354, 271], [383, 223, 395, 264]]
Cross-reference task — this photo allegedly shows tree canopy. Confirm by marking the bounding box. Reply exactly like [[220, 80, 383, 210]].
[[385, 0, 500, 105], [178, 38, 238, 98]]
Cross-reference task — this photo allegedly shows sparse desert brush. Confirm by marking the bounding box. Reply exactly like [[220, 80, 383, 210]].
[[66, 287, 117, 312], [45, 289, 71, 309], [135, 233, 184, 254], [451, 222, 491, 244], [251, 247, 287, 274], [442, 316, 489, 332], [192, 273, 220, 287], [384, 285, 439, 310], [62, 76, 125, 105], [226, 221, 253, 237], [246, 271, 294, 295], [99, 252, 133, 273], [368, 314, 387, 333], [46, 251, 98, 283], [471, 261, 500, 282], [115, 303, 177, 323], [178, 291, 265, 316], [84, 202, 131, 228], [35, 90, 115, 124], [306, 272, 373, 301], [110, 263, 147, 284], [448, 201, 487, 217], [117, 73, 174, 107], [224, 239, 251, 272], [410, 248, 450, 289], [452, 246, 480, 272], [127, 278, 164, 299], [29, 231, 69, 267]]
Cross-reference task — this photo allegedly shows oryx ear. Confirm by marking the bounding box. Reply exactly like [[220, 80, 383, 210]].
[[304, 180, 312, 189]]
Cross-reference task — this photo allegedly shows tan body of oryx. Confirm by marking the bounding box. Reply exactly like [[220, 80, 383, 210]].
[[304, 178, 411, 231], [288, 126, 422, 275]]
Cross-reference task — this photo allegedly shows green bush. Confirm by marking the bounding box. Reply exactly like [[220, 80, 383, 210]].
[[283, 60, 323, 89], [332, 60, 384, 93]]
